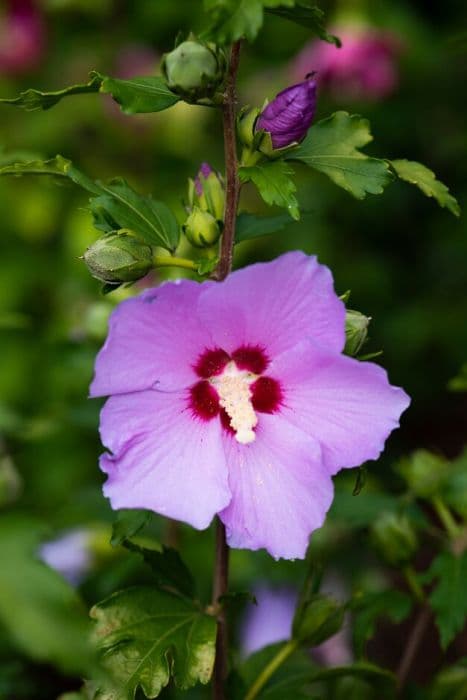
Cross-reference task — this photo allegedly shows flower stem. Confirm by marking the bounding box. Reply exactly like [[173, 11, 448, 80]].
[[396, 606, 432, 690], [212, 518, 230, 700], [211, 41, 242, 700], [244, 639, 299, 700], [432, 496, 461, 540], [216, 40, 242, 282], [152, 255, 198, 271]]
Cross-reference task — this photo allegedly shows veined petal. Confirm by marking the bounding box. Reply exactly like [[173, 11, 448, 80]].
[[219, 414, 333, 559], [271, 341, 410, 475], [99, 390, 231, 529], [197, 251, 345, 358], [90, 279, 214, 397]]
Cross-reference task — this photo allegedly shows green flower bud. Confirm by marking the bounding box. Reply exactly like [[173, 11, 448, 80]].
[[83, 230, 153, 284], [237, 106, 261, 148], [345, 309, 371, 356], [371, 512, 418, 567], [398, 449, 447, 499], [161, 40, 226, 102], [188, 162, 225, 221], [183, 207, 221, 248], [292, 594, 345, 646]]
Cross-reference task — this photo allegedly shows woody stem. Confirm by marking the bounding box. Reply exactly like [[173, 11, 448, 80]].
[[211, 39, 242, 700]]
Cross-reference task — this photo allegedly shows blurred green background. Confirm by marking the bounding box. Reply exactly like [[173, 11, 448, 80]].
[[0, 0, 466, 697]]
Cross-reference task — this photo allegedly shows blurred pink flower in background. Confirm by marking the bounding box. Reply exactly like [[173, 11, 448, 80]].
[[290, 26, 403, 102], [0, 0, 46, 76], [240, 583, 352, 665], [113, 43, 159, 80]]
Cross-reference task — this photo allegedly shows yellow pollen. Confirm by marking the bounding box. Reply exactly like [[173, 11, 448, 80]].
[[210, 362, 258, 444]]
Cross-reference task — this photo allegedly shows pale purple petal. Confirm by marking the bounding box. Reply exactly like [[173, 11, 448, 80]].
[[271, 341, 410, 475], [219, 414, 333, 559], [90, 280, 214, 397], [197, 251, 345, 358], [39, 529, 91, 586], [241, 587, 296, 656], [99, 390, 231, 529]]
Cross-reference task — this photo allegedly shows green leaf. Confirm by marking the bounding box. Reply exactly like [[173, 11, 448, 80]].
[[443, 449, 467, 519], [265, 2, 341, 46], [423, 551, 467, 649], [0, 74, 101, 111], [121, 539, 195, 599], [110, 509, 152, 547], [289, 111, 394, 199], [203, 0, 265, 43], [0, 156, 180, 251], [91, 586, 216, 699], [0, 514, 95, 675], [431, 658, 467, 700], [0, 72, 180, 115], [239, 161, 300, 219], [235, 212, 297, 243], [97, 73, 180, 114], [391, 159, 460, 217], [240, 643, 395, 700], [91, 178, 180, 251], [351, 590, 413, 657]]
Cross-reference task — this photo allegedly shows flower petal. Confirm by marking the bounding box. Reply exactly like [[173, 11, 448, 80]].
[[271, 341, 410, 475], [198, 251, 345, 358], [99, 390, 231, 529], [90, 279, 214, 397], [219, 414, 333, 559]]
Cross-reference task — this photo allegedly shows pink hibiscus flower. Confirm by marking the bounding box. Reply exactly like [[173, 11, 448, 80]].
[[290, 27, 403, 102], [91, 252, 409, 559], [0, 0, 45, 76]]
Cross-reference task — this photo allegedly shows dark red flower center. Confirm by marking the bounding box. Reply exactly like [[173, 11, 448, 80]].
[[189, 345, 282, 440]]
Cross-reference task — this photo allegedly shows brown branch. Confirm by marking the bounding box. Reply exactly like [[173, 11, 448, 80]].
[[396, 606, 432, 691], [216, 40, 242, 281], [212, 519, 230, 700]]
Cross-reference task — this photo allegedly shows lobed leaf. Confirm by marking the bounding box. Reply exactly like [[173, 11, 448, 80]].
[[289, 111, 394, 199], [239, 160, 300, 219], [265, 1, 341, 46], [0, 71, 179, 115], [91, 586, 216, 699], [0, 74, 101, 111], [391, 159, 460, 217], [110, 510, 152, 547], [121, 539, 195, 599], [423, 550, 467, 649]]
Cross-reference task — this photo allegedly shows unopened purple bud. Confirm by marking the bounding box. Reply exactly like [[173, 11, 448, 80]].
[[194, 162, 213, 196], [256, 78, 317, 149]]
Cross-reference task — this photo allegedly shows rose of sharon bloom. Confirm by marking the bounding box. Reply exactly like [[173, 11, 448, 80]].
[[0, 0, 45, 76], [256, 77, 317, 149], [291, 28, 402, 102], [91, 252, 409, 559]]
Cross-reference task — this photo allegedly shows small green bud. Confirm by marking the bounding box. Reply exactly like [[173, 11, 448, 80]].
[[189, 163, 225, 221], [161, 40, 225, 102], [292, 594, 345, 646], [237, 106, 261, 148], [183, 207, 221, 248], [398, 449, 447, 499], [345, 309, 371, 356], [371, 512, 418, 566], [83, 230, 153, 284]]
